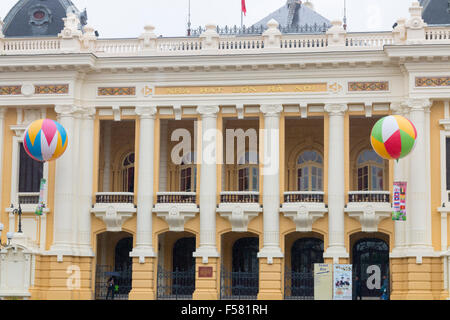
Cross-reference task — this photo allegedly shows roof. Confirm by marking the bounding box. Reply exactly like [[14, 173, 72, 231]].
[[252, 0, 330, 32], [3, 0, 87, 38], [419, 0, 450, 25]]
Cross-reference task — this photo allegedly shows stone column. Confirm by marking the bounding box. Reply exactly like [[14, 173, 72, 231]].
[[193, 105, 220, 300], [0, 108, 5, 218], [405, 99, 433, 255], [77, 108, 95, 257], [129, 106, 157, 300], [50, 105, 79, 260], [323, 104, 349, 263], [130, 106, 158, 260], [257, 104, 284, 300], [102, 121, 111, 192]]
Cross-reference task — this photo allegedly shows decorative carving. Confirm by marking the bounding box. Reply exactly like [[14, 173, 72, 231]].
[[154, 202, 198, 232], [348, 82, 389, 92], [260, 104, 283, 116], [346, 203, 391, 233], [197, 105, 220, 117], [35, 84, 69, 94], [21, 84, 34, 97], [0, 86, 21, 95], [98, 87, 136, 96], [135, 106, 157, 119], [324, 103, 348, 115], [415, 77, 450, 87], [92, 204, 135, 232], [217, 203, 262, 232], [281, 203, 327, 232]]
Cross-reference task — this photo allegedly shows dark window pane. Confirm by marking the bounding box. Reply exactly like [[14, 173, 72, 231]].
[[19, 143, 43, 192]]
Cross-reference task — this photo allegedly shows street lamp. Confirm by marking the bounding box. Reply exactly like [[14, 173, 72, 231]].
[[10, 203, 23, 233], [0, 223, 13, 247]]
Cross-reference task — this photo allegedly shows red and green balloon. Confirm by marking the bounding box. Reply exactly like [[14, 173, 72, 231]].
[[370, 115, 417, 161]]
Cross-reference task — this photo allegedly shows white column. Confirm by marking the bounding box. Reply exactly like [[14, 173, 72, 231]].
[[77, 109, 95, 256], [130, 106, 157, 263], [323, 104, 349, 263], [50, 105, 78, 259], [159, 120, 168, 192], [405, 99, 434, 257], [257, 104, 284, 264], [0, 108, 5, 215], [102, 121, 111, 192], [193, 105, 220, 263]]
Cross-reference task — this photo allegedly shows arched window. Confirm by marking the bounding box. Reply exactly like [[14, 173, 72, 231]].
[[291, 238, 324, 273], [237, 151, 259, 192], [357, 150, 384, 191], [121, 153, 135, 193], [297, 150, 323, 191], [180, 152, 197, 192]]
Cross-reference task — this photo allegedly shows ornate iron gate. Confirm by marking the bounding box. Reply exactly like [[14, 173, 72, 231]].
[[94, 265, 132, 300], [157, 266, 195, 300], [220, 266, 259, 300], [284, 269, 314, 300]]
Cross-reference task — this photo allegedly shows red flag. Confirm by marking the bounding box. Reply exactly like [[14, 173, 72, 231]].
[[241, 0, 247, 16]]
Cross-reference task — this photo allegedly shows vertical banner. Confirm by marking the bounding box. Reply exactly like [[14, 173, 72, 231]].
[[314, 264, 333, 300], [35, 178, 46, 216], [392, 181, 407, 221], [333, 264, 353, 300]]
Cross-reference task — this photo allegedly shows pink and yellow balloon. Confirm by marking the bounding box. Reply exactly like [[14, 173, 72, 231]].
[[23, 119, 68, 162]]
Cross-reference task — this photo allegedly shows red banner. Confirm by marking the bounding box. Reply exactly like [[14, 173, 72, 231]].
[[241, 0, 247, 16]]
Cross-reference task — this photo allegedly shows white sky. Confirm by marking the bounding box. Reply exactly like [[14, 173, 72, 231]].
[[0, 0, 416, 38]]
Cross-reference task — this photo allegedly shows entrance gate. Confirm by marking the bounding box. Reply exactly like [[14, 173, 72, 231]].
[[94, 265, 132, 300]]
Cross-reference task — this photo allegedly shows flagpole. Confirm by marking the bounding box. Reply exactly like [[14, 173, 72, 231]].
[[241, 11, 243, 29]]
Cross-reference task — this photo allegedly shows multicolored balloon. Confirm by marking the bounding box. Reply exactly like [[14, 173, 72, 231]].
[[370, 115, 417, 161], [23, 119, 68, 162]]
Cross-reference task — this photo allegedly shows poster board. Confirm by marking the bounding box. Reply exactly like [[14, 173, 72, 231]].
[[333, 264, 353, 300], [393, 181, 407, 221], [314, 264, 333, 300]]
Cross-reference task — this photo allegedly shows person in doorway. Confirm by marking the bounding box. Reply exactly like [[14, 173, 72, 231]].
[[106, 276, 115, 300], [354, 276, 362, 300], [381, 275, 389, 300]]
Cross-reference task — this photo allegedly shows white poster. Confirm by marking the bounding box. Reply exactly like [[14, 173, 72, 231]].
[[333, 264, 353, 300], [314, 264, 333, 300]]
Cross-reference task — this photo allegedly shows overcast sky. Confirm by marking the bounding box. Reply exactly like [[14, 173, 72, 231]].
[[0, 0, 416, 38]]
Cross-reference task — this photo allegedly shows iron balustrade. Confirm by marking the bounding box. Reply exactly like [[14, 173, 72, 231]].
[[348, 192, 390, 203], [284, 192, 324, 203], [157, 266, 195, 300], [220, 266, 259, 300], [284, 269, 314, 300], [17, 193, 40, 205], [156, 193, 196, 204], [95, 193, 134, 204], [220, 192, 259, 203]]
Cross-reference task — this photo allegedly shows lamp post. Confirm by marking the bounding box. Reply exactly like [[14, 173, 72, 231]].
[[0, 223, 13, 247], [10, 203, 23, 233]]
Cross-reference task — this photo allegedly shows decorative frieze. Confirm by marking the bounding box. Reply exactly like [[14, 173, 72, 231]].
[[98, 87, 136, 96], [415, 77, 450, 87], [34, 84, 69, 94], [348, 81, 389, 92], [0, 86, 21, 95]]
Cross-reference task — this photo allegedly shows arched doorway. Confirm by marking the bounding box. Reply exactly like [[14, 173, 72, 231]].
[[95, 232, 133, 300], [221, 236, 259, 299], [285, 237, 324, 300], [157, 232, 196, 300], [352, 238, 389, 299]]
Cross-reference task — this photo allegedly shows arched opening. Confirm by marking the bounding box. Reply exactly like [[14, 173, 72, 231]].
[[120, 152, 135, 193], [157, 232, 196, 300], [356, 149, 385, 191], [296, 150, 323, 191], [351, 234, 390, 299], [284, 233, 324, 300], [237, 151, 259, 192], [95, 231, 133, 300], [220, 233, 259, 299], [179, 152, 197, 192]]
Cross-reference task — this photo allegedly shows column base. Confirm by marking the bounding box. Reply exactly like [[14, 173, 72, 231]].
[[257, 258, 283, 300], [193, 257, 220, 300], [128, 257, 157, 300]]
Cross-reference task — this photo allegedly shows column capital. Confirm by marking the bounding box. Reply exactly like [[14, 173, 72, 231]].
[[197, 105, 220, 118], [404, 98, 432, 111], [324, 103, 348, 116], [391, 101, 407, 115], [80, 107, 96, 120], [260, 104, 283, 117], [55, 105, 82, 117], [135, 106, 157, 119]]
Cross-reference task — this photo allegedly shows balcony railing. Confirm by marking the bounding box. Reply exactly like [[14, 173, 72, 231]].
[[220, 192, 259, 203], [348, 191, 390, 203], [95, 192, 134, 204], [17, 192, 40, 205], [284, 192, 324, 203], [156, 192, 196, 204]]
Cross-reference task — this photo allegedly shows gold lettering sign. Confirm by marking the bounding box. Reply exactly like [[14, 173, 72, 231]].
[[155, 83, 327, 95]]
